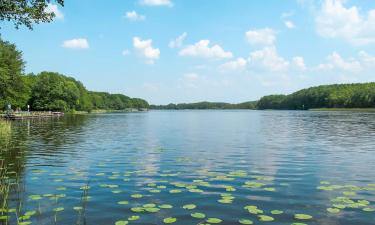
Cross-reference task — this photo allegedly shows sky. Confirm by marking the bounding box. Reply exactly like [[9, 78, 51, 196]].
[[2, 0, 375, 104]]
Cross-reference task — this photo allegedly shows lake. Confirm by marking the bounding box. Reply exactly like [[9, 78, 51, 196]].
[[1, 110, 375, 225]]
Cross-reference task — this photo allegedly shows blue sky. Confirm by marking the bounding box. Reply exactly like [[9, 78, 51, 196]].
[[2, 0, 375, 104]]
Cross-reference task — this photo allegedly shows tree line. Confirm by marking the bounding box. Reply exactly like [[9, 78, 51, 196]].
[[150, 101, 258, 110], [152, 83, 375, 110], [257, 83, 375, 110], [0, 38, 149, 112]]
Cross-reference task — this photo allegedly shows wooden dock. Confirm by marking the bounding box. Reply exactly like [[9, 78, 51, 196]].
[[1, 112, 64, 120]]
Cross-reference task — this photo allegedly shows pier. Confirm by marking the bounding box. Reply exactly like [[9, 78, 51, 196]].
[[0, 111, 64, 120]]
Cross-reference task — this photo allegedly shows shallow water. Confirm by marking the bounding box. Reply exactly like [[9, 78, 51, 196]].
[[1, 110, 375, 225]]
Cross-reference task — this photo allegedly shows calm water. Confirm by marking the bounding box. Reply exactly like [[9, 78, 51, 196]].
[[1, 110, 375, 225]]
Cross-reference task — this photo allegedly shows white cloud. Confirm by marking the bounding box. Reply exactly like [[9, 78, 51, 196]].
[[122, 49, 130, 56], [245, 28, 276, 46], [292, 56, 306, 70], [316, 0, 375, 45], [125, 11, 146, 21], [284, 20, 295, 29], [140, 0, 173, 7], [248, 47, 289, 72], [45, 3, 64, 20], [133, 37, 160, 64], [169, 32, 187, 48], [62, 38, 89, 49], [317, 52, 361, 72], [220, 58, 247, 71], [179, 40, 233, 59], [184, 73, 199, 81]]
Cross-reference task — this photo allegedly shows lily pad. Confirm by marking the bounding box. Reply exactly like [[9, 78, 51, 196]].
[[163, 217, 177, 223], [191, 212, 206, 219], [294, 214, 313, 220], [258, 215, 274, 222], [239, 219, 253, 224], [206, 218, 222, 223], [183, 204, 196, 210], [327, 208, 340, 213], [115, 221, 128, 225], [271, 210, 283, 215]]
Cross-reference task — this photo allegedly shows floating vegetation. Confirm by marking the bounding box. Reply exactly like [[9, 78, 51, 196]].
[[294, 214, 313, 220], [163, 217, 177, 223], [206, 217, 222, 223], [239, 219, 253, 224], [191, 212, 206, 219]]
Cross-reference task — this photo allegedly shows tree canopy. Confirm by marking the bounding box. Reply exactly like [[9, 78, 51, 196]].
[[257, 83, 375, 110], [0, 0, 64, 30], [0, 38, 149, 112]]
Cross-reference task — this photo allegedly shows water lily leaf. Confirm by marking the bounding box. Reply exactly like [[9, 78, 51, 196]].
[[131, 194, 143, 198], [239, 219, 253, 224], [206, 218, 222, 223], [363, 207, 375, 212], [294, 214, 313, 220], [183, 204, 196, 210], [128, 215, 140, 221], [131, 207, 144, 213], [258, 215, 274, 222], [159, 204, 173, 209], [118, 201, 129, 205], [163, 217, 177, 223], [191, 212, 206, 219], [327, 208, 340, 213], [115, 221, 128, 225], [271, 210, 283, 215]]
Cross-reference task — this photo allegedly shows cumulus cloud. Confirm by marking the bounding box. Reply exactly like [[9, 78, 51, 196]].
[[179, 40, 233, 59], [62, 38, 89, 49], [292, 56, 306, 70], [248, 47, 289, 72], [125, 11, 146, 21], [169, 32, 187, 48], [45, 3, 64, 20], [219, 58, 247, 71], [316, 0, 375, 45], [317, 52, 362, 72], [140, 0, 173, 7], [284, 20, 295, 29], [133, 37, 160, 64], [245, 28, 276, 46]]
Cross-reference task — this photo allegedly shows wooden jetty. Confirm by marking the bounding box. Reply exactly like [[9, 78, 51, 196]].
[[1, 112, 64, 120]]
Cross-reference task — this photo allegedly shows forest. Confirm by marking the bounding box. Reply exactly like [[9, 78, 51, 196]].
[[152, 83, 375, 110], [150, 101, 258, 110], [0, 38, 149, 112], [257, 83, 375, 110]]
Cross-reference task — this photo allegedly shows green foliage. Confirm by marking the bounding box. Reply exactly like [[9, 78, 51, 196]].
[[0, 38, 149, 112], [0, 0, 64, 30], [151, 101, 257, 110], [257, 83, 375, 110], [0, 38, 29, 108]]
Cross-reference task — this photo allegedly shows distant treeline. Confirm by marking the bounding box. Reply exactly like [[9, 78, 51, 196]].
[[257, 83, 375, 110], [0, 38, 149, 112], [151, 83, 375, 110], [150, 101, 257, 110]]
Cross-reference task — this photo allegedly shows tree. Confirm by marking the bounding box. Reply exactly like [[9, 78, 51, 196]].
[[0, 0, 64, 30], [30, 72, 80, 111], [0, 38, 28, 109]]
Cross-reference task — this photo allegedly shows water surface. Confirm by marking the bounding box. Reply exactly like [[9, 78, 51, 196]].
[[1, 110, 375, 225]]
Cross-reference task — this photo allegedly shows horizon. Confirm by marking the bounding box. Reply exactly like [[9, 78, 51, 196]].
[[2, 0, 375, 105]]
